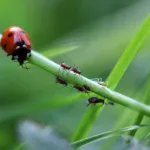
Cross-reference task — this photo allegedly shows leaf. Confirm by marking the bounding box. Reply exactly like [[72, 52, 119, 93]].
[[71, 124, 150, 148], [106, 15, 150, 90], [17, 120, 75, 150], [42, 45, 79, 58], [71, 15, 150, 141], [128, 74, 150, 137]]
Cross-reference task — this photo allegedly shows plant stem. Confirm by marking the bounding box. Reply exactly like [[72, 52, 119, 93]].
[[29, 51, 150, 117]]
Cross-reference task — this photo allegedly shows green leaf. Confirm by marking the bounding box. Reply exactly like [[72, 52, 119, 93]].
[[71, 15, 150, 141], [72, 124, 150, 148], [42, 45, 79, 58], [106, 15, 150, 90], [128, 74, 150, 137]]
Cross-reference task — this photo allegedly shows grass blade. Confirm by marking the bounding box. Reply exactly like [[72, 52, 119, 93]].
[[72, 124, 150, 148], [71, 15, 150, 141], [128, 74, 150, 137], [106, 15, 150, 90], [42, 45, 78, 58]]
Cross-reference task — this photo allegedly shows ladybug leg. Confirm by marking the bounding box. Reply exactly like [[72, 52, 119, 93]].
[[11, 55, 19, 61], [11, 56, 15, 60], [26, 49, 31, 58], [20, 62, 30, 70]]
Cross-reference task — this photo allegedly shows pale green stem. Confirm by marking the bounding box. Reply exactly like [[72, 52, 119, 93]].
[[29, 51, 150, 117]]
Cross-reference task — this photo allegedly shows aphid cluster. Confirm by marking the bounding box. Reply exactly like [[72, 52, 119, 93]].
[[56, 61, 113, 107], [0, 26, 32, 68]]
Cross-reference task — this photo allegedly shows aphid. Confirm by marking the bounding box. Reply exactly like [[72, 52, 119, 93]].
[[60, 62, 71, 70], [87, 97, 114, 106], [107, 101, 114, 105], [0, 26, 32, 67], [72, 65, 81, 75], [87, 97, 104, 106], [83, 84, 91, 92], [56, 76, 68, 86], [73, 84, 88, 93]]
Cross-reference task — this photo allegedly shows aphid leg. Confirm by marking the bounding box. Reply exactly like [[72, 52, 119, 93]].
[[107, 101, 114, 105], [86, 91, 90, 97], [57, 66, 61, 76], [104, 98, 114, 105], [92, 78, 102, 82], [86, 103, 90, 107], [68, 85, 74, 94]]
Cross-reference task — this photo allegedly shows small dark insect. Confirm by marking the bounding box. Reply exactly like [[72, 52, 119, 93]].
[[87, 97, 104, 106], [56, 76, 68, 86], [73, 84, 88, 93], [83, 84, 91, 92], [60, 62, 71, 70], [87, 97, 114, 106], [72, 65, 81, 75]]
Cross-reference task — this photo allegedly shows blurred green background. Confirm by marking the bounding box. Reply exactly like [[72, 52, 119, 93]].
[[0, 0, 150, 149]]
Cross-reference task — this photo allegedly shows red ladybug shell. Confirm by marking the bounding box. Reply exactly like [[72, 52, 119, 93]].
[[0, 26, 31, 55]]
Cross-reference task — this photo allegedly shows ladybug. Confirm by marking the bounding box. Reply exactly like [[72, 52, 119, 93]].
[[0, 26, 32, 67]]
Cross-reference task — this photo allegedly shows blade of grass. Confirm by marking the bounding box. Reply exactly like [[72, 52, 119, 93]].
[[128, 74, 150, 137], [71, 15, 150, 141], [72, 124, 150, 148], [42, 45, 79, 58]]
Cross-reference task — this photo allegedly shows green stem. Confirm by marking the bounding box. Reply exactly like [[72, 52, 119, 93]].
[[29, 51, 150, 116]]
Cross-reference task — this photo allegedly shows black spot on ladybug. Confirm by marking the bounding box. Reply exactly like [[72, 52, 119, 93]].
[[8, 33, 13, 37], [4, 44, 7, 49]]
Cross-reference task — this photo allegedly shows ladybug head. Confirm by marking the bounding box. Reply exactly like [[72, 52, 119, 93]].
[[16, 40, 24, 47]]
